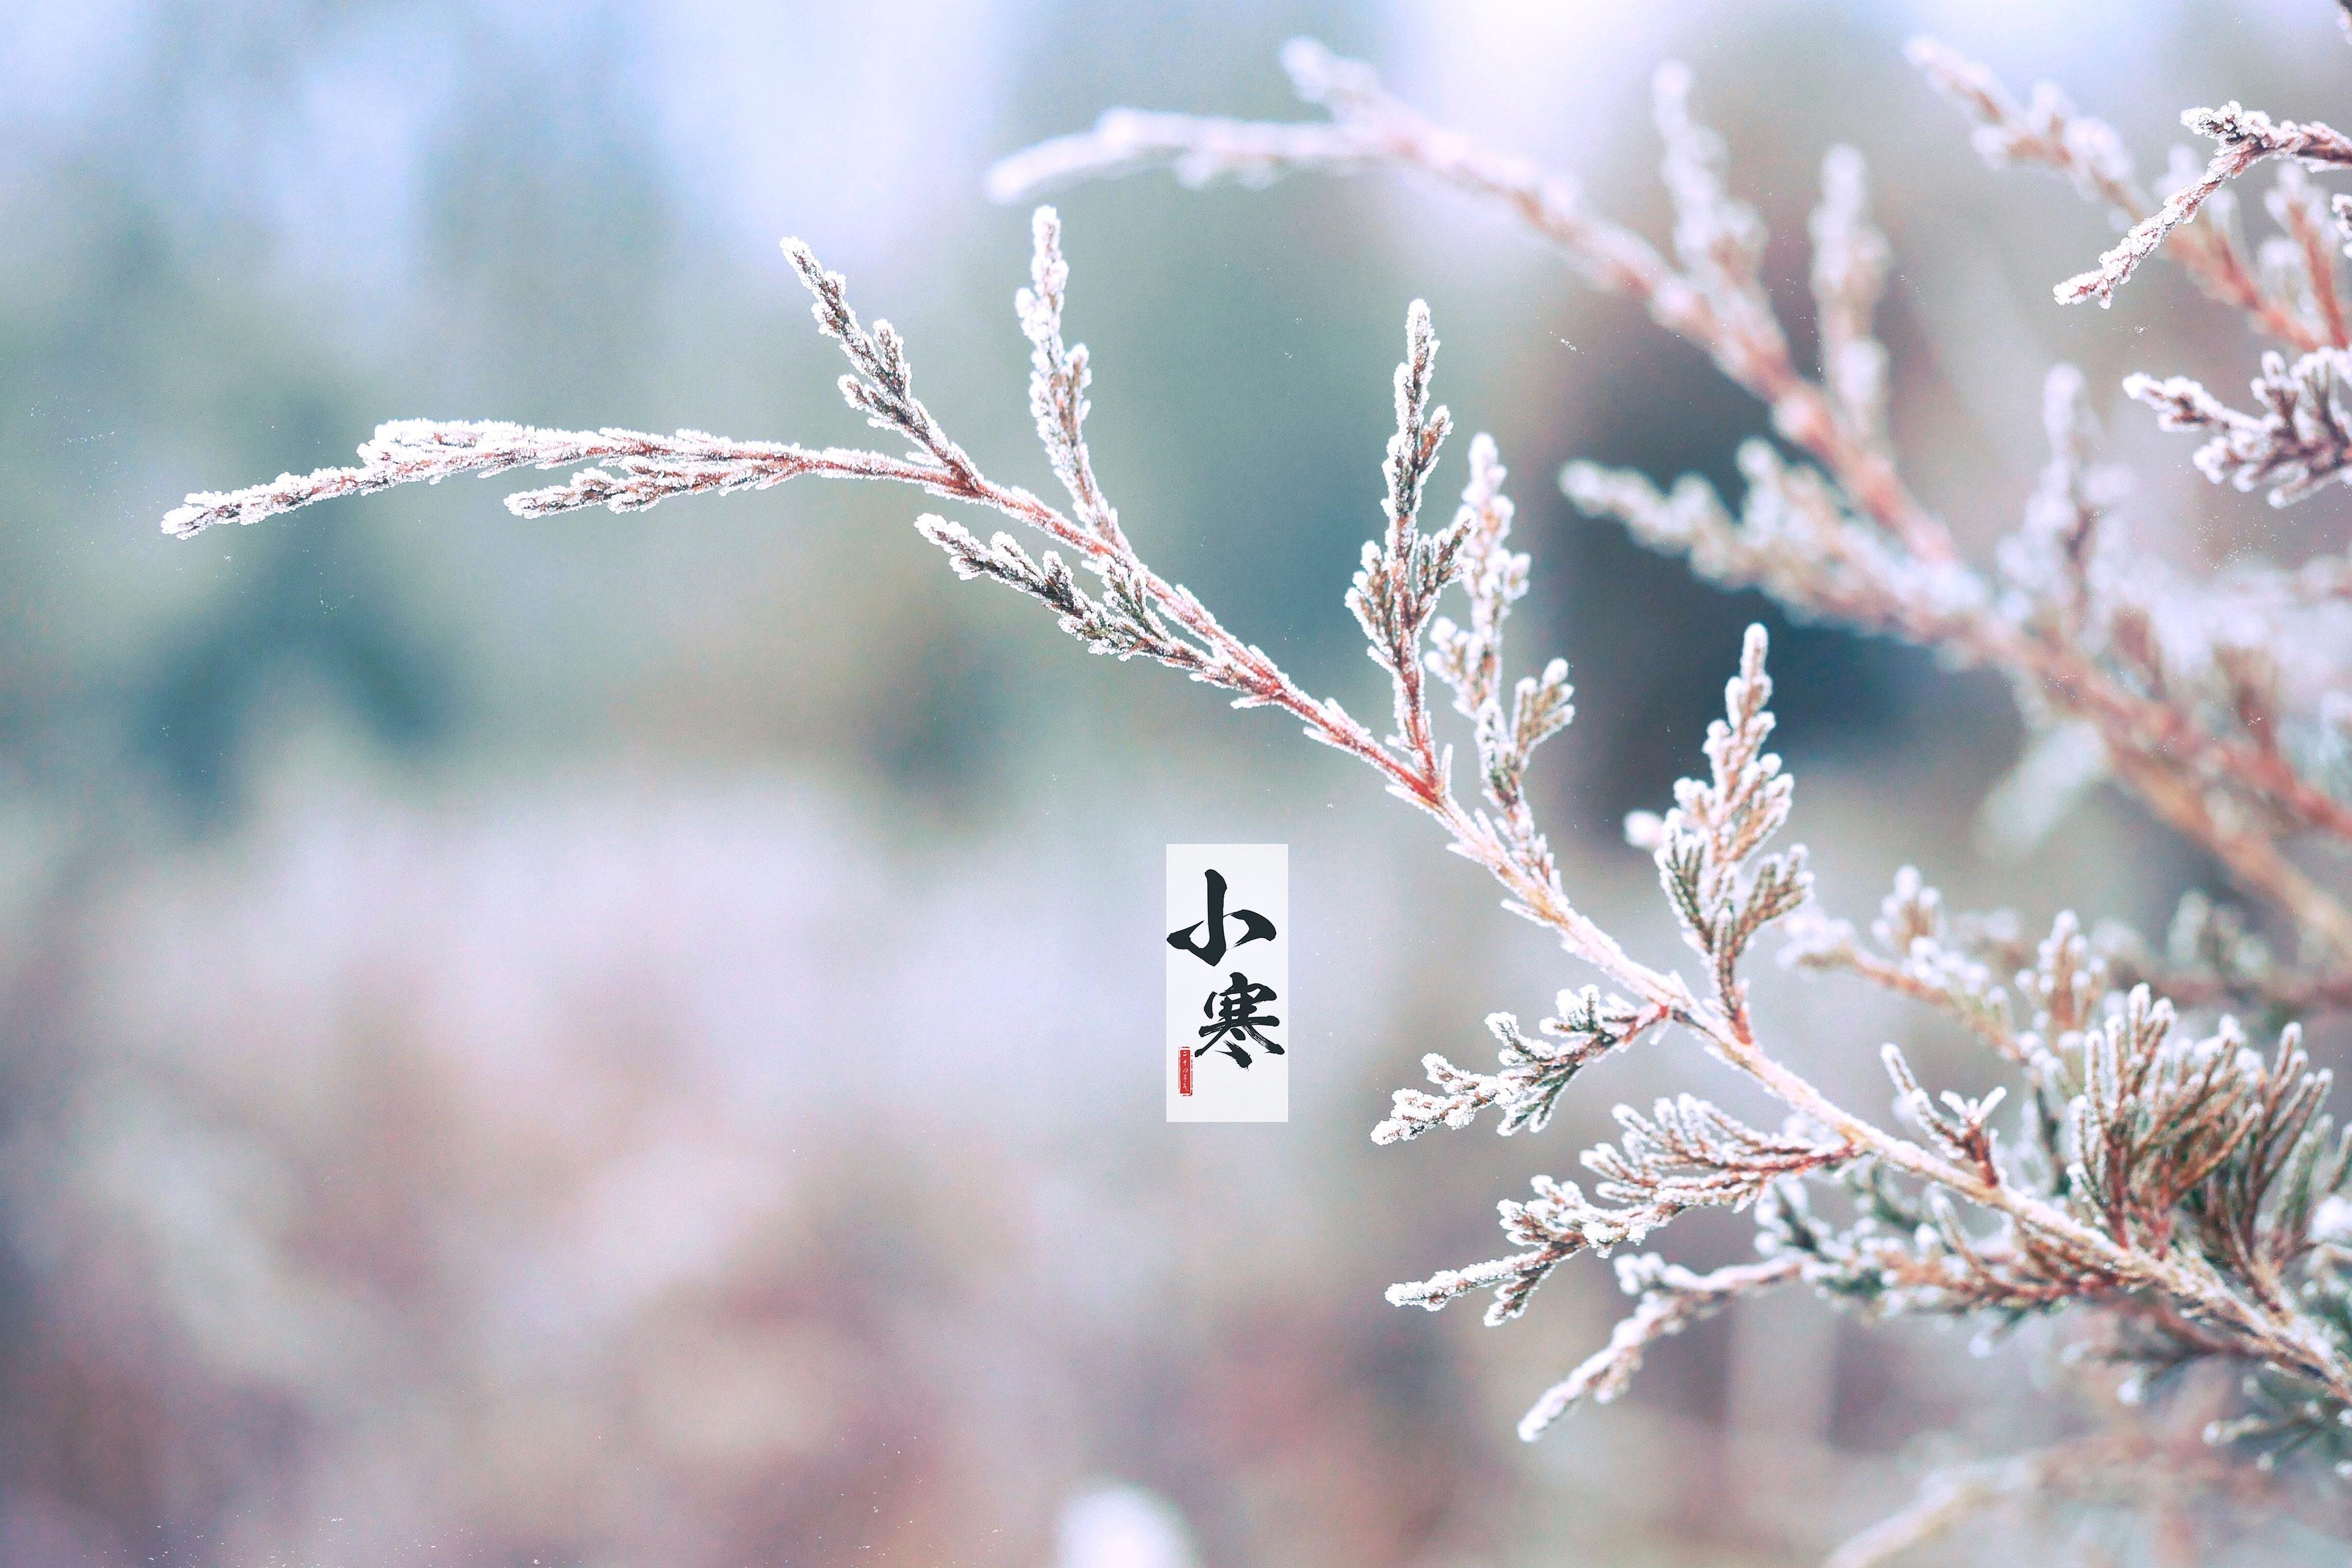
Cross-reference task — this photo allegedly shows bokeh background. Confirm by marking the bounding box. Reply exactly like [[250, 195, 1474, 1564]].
[[5, 2, 2351, 1563]]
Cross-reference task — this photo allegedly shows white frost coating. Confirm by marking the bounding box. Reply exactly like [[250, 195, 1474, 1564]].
[[157, 31, 2352, 1509], [978, 37, 2352, 1469], [162, 419, 937, 537], [2127, 347, 2352, 506]]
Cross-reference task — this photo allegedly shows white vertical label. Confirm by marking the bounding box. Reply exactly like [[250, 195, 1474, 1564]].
[[1166, 843, 1288, 1123]]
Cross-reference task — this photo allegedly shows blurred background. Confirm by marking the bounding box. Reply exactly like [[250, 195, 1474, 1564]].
[[4, 1, 2351, 1563]]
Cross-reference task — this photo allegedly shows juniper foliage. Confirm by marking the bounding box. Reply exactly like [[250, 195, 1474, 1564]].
[[162, 28, 2352, 1560]]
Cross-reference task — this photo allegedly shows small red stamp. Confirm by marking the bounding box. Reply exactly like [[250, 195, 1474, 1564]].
[[1178, 1047, 1194, 1097]]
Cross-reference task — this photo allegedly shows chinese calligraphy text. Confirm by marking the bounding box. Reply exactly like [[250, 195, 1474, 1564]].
[[1165, 845, 1287, 1121]]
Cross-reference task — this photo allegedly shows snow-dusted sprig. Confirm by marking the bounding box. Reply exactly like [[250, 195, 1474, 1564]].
[[1819, 895, 2352, 1392], [784, 238, 983, 487], [1785, 867, 2021, 1062], [161, 420, 947, 537], [1754, 1162, 2086, 1327], [1906, 37, 2352, 349], [992, 40, 1950, 565], [2066, 989, 2263, 1244], [2211, 1357, 2352, 1479], [1420, 437, 1573, 884], [2021, 910, 2110, 1058], [1903, 38, 2135, 206], [2056, 102, 2352, 311], [1999, 379, 2352, 951], [1562, 447, 1986, 650], [998, 38, 2352, 960], [2000, 366, 2119, 635], [1774, 861, 2352, 1440], [1423, 435, 1523, 728], [162, 246, 1025, 541], [1650, 625, 1813, 1003], [1589, 1095, 1849, 1228], [1933, 36, 2352, 670], [1017, 206, 1126, 551], [1810, 145, 1892, 450], [2125, 347, 2352, 506], [1515, 1253, 1802, 1440], [1346, 300, 1469, 786], [981, 40, 1389, 200], [1567, 417, 2352, 954], [2184, 1022, 2349, 1283], [1373, 988, 1654, 1145], [1650, 61, 1784, 391], [2118, 889, 2352, 1022], [1358, 595, 2350, 1436], [916, 519, 1211, 674], [1387, 1099, 1847, 1325], [1882, 1042, 2008, 1187], [2265, 165, 2351, 351], [1908, 37, 2331, 352], [166, 45, 2352, 1506]]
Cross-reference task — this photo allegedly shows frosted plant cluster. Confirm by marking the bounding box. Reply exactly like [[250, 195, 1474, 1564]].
[[165, 29, 2352, 1562]]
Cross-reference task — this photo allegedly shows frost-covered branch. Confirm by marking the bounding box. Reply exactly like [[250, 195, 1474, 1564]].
[[1347, 299, 1464, 787], [1645, 625, 1814, 1003], [992, 40, 1953, 564], [1907, 39, 2347, 349], [1811, 145, 1892, 450], [1018, 207, 1128, 551], [2125, 348, 2352, 506], [167, 217, 1450, 823], [1387, 1094, 1845, 1326], [1565, 415, 2352, 954], [1422, 433, 1575, 887], [1784, 867, 2022, 1063], [1373, 990, 1657, 1144], [1384, 634, 2352, 1444], [997, 37, 2352, 960], [160, 421, 954, 537], [2267, 165, 2351, 351], [1917, 39, 2352, 522], [984, 43, 2352, 1461], [160, 35, 2352, 1537], [1517, 1253, 1801, 1441], [2057, 103, 2352, 311]]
